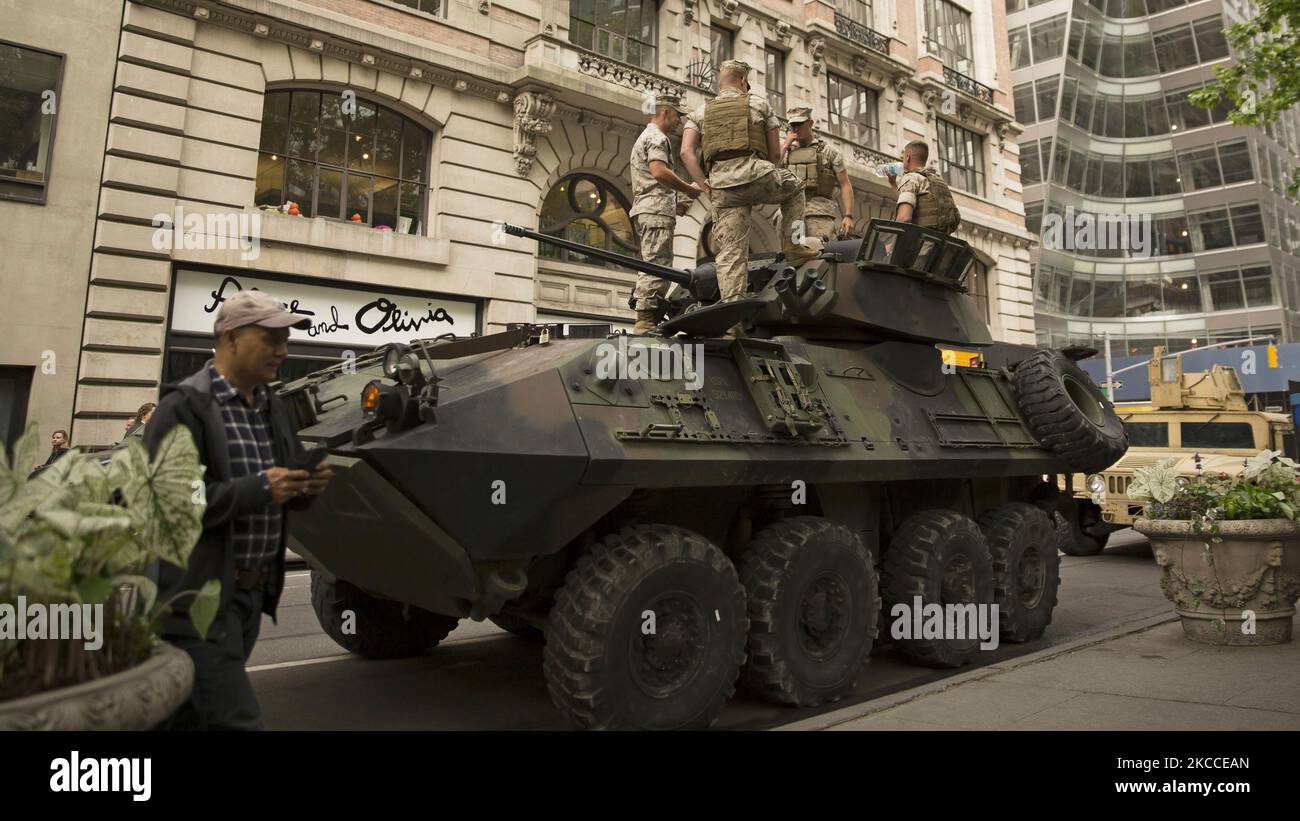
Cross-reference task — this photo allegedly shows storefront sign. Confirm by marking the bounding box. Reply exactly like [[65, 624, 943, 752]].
[[172, 269, 478, 347]]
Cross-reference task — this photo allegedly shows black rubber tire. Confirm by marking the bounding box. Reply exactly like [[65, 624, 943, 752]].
[[737, 517, 878, 707], [978, 503, 1061, 643], [1059, 501, 1109, 556], [881, 510, 994, 669], [1014, 349, 1127, 473], [310, 571, 459, 659], [543, 525, 748, 730]]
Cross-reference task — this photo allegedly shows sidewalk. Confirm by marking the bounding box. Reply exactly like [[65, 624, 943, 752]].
[[781, 612, 1300, 731]]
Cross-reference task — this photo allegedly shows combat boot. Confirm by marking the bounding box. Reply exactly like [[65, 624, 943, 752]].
[[633, 310, 658, 334]]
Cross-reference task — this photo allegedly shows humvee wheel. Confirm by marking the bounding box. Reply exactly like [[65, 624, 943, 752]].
[[1014, 349, 1127, 472], [310, 572, 459, 659], [737, 517, 878, 706], [543, 525, 747, 730], [882, 510, 994, 669], [979, 504, 1061, 642]]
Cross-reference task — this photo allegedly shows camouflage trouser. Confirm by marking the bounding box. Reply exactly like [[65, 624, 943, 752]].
[[632, 214, 674, 311], [712, 169, 806, 302]]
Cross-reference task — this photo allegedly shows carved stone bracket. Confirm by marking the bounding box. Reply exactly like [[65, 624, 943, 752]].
[[513, 91, 556, 176], [478, 0, 490, 13], [808, 36, 825, 76], [852, 55, 867, 75], [721, 0, 739, 17], [775, 20, 790, 41], [920, 88, 940, 121], [891, 74, 910, 110], [994, 119, 1012, 147], [683, 0, 696, 25]]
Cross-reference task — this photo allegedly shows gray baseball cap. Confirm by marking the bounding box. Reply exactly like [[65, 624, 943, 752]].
[[213, 289, 312, 335]]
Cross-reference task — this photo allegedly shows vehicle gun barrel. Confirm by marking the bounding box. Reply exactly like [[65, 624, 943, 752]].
[[500, 222, 694, 288]]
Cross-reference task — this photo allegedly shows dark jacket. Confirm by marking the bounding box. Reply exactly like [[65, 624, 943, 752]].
[[144, 360, 312, 640]]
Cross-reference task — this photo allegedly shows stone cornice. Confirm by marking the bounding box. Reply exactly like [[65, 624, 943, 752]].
[[138, 0, 515, 105]]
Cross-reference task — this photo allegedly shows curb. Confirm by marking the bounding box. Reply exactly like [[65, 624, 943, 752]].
[[774, 607, 1179, 731]]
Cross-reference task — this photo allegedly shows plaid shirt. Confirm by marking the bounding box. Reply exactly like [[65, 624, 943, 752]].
[[209, 365, 281, 566]]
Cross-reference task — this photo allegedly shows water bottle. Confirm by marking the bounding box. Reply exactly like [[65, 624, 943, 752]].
[[872, 162, 903, 178]]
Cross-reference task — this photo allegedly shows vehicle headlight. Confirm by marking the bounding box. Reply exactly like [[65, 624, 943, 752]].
[[1175, 476, 1189, 489], [1086, 474, 1106, 493]]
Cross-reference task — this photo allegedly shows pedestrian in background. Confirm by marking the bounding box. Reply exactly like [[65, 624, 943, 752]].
[[146, 290, 332, 731], [31, 429, 71, 473], [123, 401, 156, 440]]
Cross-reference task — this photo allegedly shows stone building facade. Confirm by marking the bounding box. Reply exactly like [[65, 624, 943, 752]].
[[1, 0, 1034, 448]]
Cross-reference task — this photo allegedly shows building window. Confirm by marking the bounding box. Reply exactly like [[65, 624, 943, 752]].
[[1029, 15, 1067, 64], [539, 174, 637, 266], [827, 74, 880, 147], [255, 90, 431, 234], [0, 42, 64, 204], [838, 0, 873, 27], [711, 26, 734, 74], [924, 0, 974, 75], [386, 0, 443, 15], [569, 0, 659, 71], [765, 48, 786, 115], [967, 260, 991, 323], [937, 119, 985, 196], [1013, 82, 1037, 124]]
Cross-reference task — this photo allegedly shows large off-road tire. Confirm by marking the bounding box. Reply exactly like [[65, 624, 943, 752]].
[[737, 517, 878, 707], [1014, 349, 1127, 472], [1059, 500, 1109, 556], [978, 503, 1061, 643], [310, 572, 459, 659], [881, 510, 994, 669], [543, 525, 748, 730]]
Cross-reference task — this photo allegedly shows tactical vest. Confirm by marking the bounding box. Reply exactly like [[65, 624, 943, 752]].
[[911, 168, 962, 234], [702, 95, 768, 171], [787, 144, 837, 199]]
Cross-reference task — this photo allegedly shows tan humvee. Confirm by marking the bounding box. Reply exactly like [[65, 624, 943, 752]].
[[1059, 347, 1295, 553]]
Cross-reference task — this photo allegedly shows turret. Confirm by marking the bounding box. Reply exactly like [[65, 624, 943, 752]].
[[503, 219, 991, 345]]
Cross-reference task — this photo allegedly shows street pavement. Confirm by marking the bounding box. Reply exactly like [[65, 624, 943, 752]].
[[250, 529, 1179, 730]]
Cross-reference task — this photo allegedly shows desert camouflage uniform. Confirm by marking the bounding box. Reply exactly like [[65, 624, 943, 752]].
[[896, 167, 962, 234], [796, 140, 848, 241], [686, 89, 807, 302], [629, 122, 678, 311]]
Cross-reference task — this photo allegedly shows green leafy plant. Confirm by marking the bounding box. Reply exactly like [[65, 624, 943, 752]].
[[1131, 451, 1300, 558], [0, 423, 218, 701]]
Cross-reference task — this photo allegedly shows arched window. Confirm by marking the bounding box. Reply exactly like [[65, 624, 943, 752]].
[[568, 0, 658, 71], [539, 174, 636, 266], [255, 90, 431, 234]]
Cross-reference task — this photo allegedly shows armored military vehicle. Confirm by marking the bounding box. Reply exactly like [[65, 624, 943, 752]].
[[1058, 347, 1295, 555], [280, 219, 1127, 730]]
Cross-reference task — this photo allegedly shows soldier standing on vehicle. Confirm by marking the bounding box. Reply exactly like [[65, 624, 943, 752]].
[[889, 140, 962, 235], [779, 106, 856, 241], [680, 59, 814, 334], [629, 94, 703, 334]]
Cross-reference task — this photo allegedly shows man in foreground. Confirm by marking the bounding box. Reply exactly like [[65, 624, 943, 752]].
[[147, 290, 332, 730]]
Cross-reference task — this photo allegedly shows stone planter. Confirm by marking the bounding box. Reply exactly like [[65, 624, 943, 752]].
[[1134, 518, 1300, 646], [0, 642, 193, 730]]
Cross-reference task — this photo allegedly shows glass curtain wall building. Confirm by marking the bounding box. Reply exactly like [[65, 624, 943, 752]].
[[1009, 0, 1300, 358]]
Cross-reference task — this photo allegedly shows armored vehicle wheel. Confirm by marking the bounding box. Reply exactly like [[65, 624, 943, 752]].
[[978, 503, 1060, 643], [737, 517, 878, 706], [543, 524, 748, 730], [882, 510, 994, 669], [1014, 349, 1127, 472], [310, 572, 459, 659]]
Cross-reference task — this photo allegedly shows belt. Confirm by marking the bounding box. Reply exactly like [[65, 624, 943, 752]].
[[234, 564, 274, 592]]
